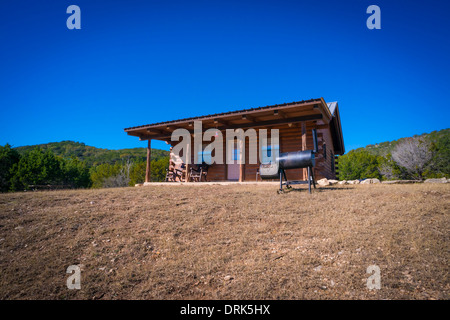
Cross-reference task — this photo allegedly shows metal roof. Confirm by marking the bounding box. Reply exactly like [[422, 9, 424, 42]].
[[124, 98, 323, 131], [123, 97, 345, 155]]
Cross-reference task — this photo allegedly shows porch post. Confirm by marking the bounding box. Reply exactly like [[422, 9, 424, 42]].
[[145, 139, 151, 183], [301, 122, 307, 180], [239, 138, 244, 182], [185, 142, 190, 182]]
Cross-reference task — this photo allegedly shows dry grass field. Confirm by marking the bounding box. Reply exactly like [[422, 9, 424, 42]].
[[0, 183, 448, 300]]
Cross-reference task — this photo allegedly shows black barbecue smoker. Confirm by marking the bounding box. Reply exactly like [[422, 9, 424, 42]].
[[259, 129, 318, 194]]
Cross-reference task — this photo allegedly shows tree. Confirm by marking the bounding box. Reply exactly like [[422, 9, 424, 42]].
[[90, 159, 135, 188], [427, 131, 450, 177], [102, 159, 132, 188], [10, 148, 65, 191], [338, 150, 381, 180], [90, 163, 122, 188], [129, 160, 146, 185], [151, 157, 169, 182], [62, 157, 91, 188], [391, 137, 433, 180], [102, 168, 130, 188], [128, 157, 169, 185], [377, 153, 407, 180], [0, 144, 21, 192]]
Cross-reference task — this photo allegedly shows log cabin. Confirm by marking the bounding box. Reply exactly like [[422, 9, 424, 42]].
[[124, 98, 344, 182]]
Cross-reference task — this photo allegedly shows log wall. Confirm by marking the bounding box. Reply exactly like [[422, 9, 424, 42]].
[[169, 121, 337, 181]]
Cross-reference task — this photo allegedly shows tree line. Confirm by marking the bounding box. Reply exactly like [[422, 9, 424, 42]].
[[337, 129, 449, 181], [0, 144, 169, 192], [13, 140, 169, 167], [1, 129, 448, 191]]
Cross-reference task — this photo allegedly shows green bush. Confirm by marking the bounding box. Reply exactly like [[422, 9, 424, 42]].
[[129, 160, 146, 185], [0, 144, 20, 192], [377, 153, 408, 180], [128, 157, 170, 185], [62, 157, 91, 188], [428, 132, 450, 177], [89, 163, 122, 188], [10, 148, 65, 191], [151, 157, 169, 182], [338, 150, 381, 180], [4, 146, 92, 191]]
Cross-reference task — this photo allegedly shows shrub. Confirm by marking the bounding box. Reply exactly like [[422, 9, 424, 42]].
[[391, 137, 433, 180], [338, 150, 381, 180], [10, 148, 65, 191], [0, 144, 20, 192]]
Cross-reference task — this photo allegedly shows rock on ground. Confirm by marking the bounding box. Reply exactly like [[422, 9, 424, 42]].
[[424, 178, 448, 184], [361, 178, 381, 184], [381, 180, 421, 184], [317, 178, 330, 186]]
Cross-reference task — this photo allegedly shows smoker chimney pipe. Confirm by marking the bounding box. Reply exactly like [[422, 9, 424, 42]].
[[312, 129, 318, 154]]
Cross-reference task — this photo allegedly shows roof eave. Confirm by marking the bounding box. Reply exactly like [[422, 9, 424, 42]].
[[123, 98, 323, 132]]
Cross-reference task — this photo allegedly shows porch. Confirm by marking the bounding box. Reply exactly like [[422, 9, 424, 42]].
[[124, 98, 344, 183]]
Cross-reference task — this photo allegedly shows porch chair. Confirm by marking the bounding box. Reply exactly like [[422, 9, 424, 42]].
[[189, 163, 209, 182], [166, 149, 187, 182]]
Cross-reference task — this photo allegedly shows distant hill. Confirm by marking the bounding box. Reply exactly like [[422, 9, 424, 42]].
[[349, 128, 450, 156], [14, 141, 169, 166], [337, 128, 449, 180]]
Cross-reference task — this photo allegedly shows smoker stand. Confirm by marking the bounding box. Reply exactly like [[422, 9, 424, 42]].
[[278, 166, 316, 194]]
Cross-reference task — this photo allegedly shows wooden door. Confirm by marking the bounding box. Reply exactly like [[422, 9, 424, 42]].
[[227, 148, 240, 180]]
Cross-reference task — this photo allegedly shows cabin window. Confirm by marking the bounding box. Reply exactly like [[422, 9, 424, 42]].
[[261, 144, 279, 164], [197, 150, 212, 164], [232, 148, 240, 161], [323, 144, 327, 160]]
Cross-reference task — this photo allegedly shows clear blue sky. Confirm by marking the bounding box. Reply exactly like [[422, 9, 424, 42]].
[[1, 0, 449, 152]]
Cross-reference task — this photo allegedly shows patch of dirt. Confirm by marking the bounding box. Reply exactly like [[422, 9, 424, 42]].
[[0, 184, 448, 299]]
